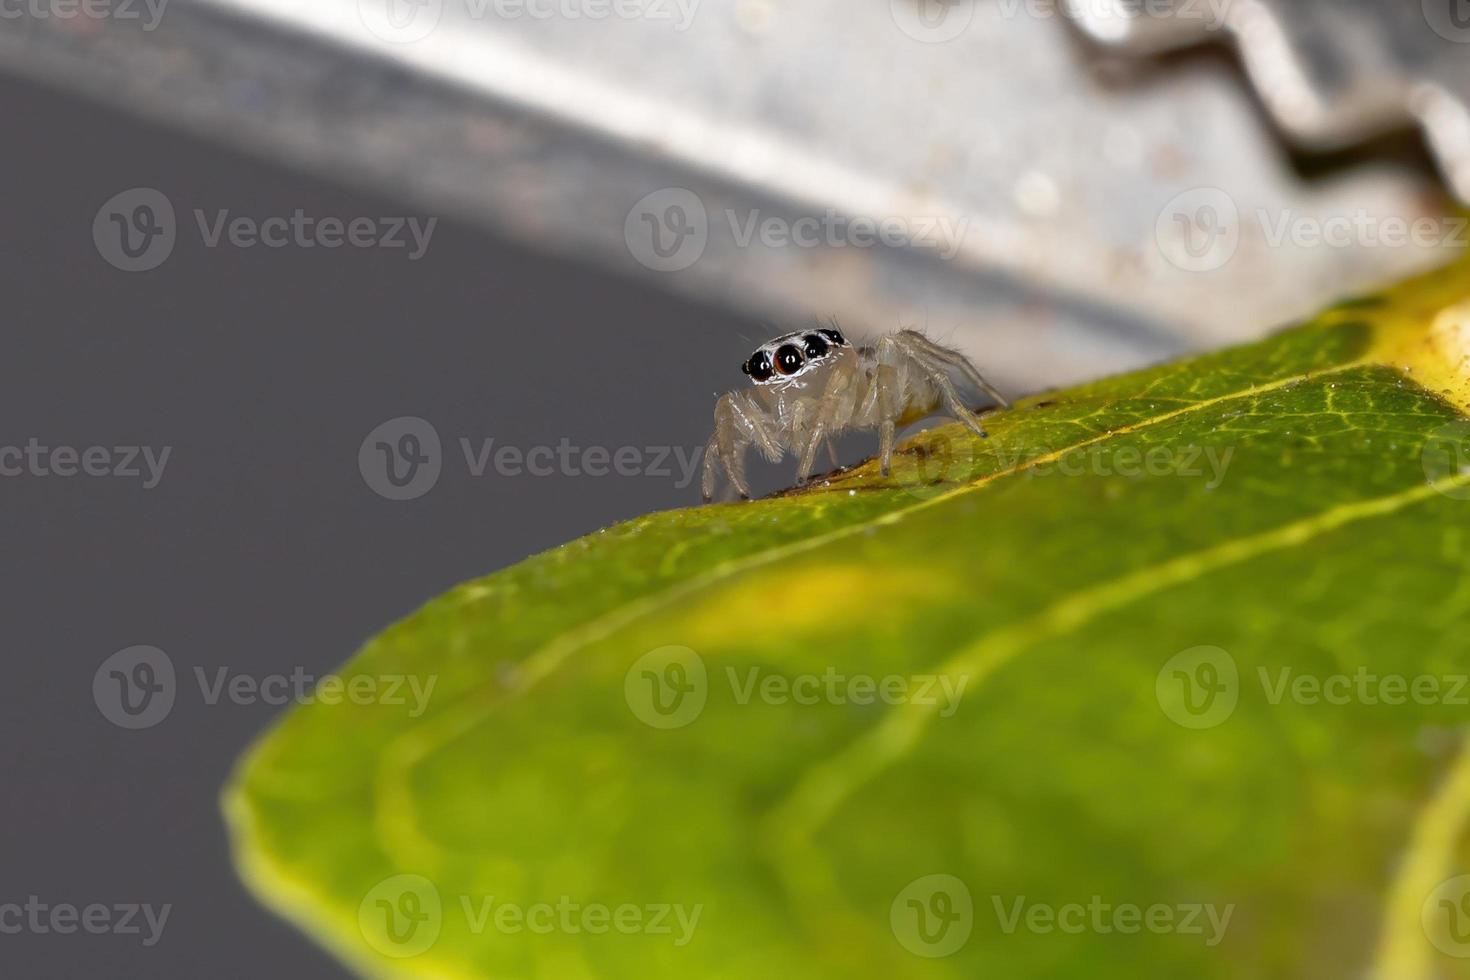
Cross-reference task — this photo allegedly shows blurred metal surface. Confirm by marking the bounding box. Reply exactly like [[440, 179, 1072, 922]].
[[1, 0, 1463, 390], [1062, 0, 1470, 201]]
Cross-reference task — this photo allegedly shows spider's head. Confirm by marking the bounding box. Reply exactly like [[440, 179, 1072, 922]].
[[741, 327, 848, 385]]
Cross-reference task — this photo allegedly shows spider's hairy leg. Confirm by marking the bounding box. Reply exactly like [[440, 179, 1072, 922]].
[[789, 401, 815, 483], [795, 360, 856, 483], [892, 333, 993, 439], [700, 432, 724, 503], [729, 391, 783, 463], [928, 359, 990, 439], [704, 392, 754, 501], [897, 329, 1009, 408], [795, 423, 822, 485], [878, 418, 896, 476], [872, 336, 906, 476]]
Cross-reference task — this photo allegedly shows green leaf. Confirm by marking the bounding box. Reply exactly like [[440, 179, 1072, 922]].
[[227, 258, 1470, 979]]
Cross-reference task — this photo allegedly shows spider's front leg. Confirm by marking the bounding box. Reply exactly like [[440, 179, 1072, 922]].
[[702, 390, 781, 502], [794, 361, 857, 483]]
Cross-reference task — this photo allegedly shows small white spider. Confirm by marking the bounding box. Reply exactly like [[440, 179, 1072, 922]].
[[702, 325, 1008, 501]]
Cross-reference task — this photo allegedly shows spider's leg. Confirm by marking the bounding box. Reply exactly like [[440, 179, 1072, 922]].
[[795, 424, 822, 483], [789, 402, 814, 484], [858, 374, 880, 421], [891, 335, 991, 439], [702, 412, 728, 503], [722, 452, 753, 501], [795, 362, 854, 483], [727, 392, 783, 463], [701, 431, 730, 503], [706, 393, 755, 501], [825, 439, 840, 468], [878, 418, 896, 476], [864, 334, 899, 476], [928, 361, 990, 439], [897, 330, 1009, 408]]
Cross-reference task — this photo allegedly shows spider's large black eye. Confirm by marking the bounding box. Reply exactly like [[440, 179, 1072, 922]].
[[744, 351, 774, 382], [803, 334, 830, 359], [819, 327, 846, 347], [774, 344, 805, 375]]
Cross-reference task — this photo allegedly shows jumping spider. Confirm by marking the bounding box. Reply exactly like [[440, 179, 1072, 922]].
[[702, 326, 1008, 501]]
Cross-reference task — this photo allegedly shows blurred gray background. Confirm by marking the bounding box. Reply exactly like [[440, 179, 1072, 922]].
[[0, 72, 761, 978]]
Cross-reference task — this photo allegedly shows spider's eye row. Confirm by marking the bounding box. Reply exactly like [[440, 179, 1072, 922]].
[[819, 328, 846, 347], [802, 333, 830, 359], [744, 351, 774, 382], [774, 344, 805, 375]]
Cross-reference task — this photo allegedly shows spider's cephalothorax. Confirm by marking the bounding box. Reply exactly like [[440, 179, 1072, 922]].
[[703, 326, 1009, 501], [740, 328, 849, 384]]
